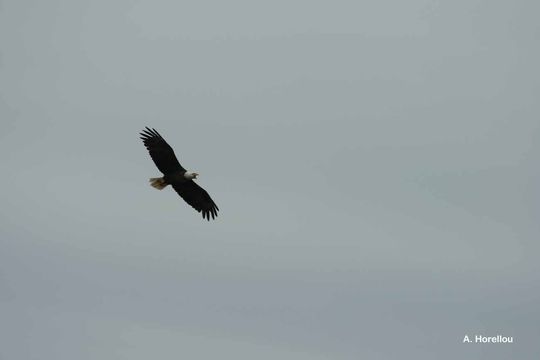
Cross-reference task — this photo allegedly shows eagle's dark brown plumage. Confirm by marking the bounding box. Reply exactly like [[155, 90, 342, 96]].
[[140, 127, 219, 221]]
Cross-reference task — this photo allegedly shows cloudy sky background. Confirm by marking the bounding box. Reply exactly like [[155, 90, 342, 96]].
[[1, 0, 539, 358]]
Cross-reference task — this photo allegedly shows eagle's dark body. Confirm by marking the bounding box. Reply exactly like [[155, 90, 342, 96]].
[[163, 170, 192, 185], [140, 127, 219, 220]]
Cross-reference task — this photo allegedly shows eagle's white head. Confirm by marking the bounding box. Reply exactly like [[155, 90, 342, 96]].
[[184, 171, 199, 180]]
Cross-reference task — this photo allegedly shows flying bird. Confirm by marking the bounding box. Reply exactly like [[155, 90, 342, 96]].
[[140, 127, 219, 220]]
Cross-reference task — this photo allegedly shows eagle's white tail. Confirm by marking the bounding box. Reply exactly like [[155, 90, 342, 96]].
[[149, 177, 168, 190]]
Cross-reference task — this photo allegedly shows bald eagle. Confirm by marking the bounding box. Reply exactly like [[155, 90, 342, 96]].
[[140, 127, 219, 220]]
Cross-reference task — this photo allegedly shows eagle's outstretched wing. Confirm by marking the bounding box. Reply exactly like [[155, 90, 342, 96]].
[[172, 181, 219, 220], [140, 127, 185, 174]]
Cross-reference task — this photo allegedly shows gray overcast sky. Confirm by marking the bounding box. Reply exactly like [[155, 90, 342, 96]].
[[1, 0, 539, 359]]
